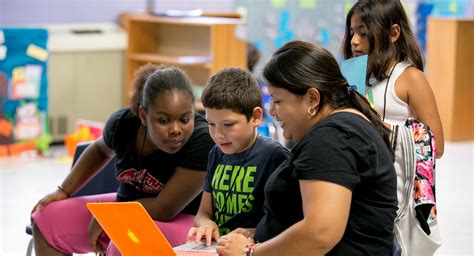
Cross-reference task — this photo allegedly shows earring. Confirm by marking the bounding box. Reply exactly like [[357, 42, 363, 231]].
[[307, 107, 316, 117]]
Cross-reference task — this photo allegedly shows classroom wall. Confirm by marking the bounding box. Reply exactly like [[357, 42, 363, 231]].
[[0, 0, 234, 26], [234, 0, 473, 74]]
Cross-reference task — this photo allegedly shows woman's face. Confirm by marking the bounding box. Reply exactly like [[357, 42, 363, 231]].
[[350, 14, 370, 57], [268, 84, 311, 142], [142, 90, 195, 154]]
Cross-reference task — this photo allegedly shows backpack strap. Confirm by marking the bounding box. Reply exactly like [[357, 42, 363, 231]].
[[393, 125, 416, 221]]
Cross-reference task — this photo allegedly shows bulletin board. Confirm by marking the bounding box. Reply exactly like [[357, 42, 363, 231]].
[[0, 28, 50, 156], [234, 0, 471, 72]]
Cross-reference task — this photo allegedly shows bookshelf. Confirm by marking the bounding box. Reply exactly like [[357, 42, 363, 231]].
[[121, 13, 247, 105]]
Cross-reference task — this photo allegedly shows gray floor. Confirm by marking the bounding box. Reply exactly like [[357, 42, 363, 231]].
[[1, 142, 473, 256]]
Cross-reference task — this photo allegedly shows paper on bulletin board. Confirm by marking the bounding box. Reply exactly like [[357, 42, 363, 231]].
[[10, 65, 42, 99], [271, 0, 287, 8], [0, 45, 6, 60], [14, 102, 42, 140], [339, 54, 368, 94], [299, 0, 317, 10], [26, 44, 49, 62]]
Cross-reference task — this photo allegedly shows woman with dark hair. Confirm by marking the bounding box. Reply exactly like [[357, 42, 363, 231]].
[[31, 64, 214, 256], [216, 41, 397, 256]]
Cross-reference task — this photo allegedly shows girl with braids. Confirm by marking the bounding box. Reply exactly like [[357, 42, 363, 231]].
[[31, 64, 214, 256], [216, 41, 397, 256]]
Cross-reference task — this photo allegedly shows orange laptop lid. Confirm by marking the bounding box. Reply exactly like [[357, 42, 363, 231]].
[[87, 202, 176, 256]]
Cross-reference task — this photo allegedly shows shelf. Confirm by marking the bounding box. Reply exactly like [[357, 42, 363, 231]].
[[128, 53, 212, 68], [122, 12, 243, 26], [121, 12, 247, 105]]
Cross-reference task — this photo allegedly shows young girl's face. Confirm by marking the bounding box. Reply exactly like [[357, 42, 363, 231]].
[[350, 14, 370, 57], [143, 90, 195, 154]]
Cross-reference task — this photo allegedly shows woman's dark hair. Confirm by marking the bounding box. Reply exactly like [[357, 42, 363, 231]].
[[264, 40, 392, 152], [341, 0, 424, 82], [129, 64, 194, 115], [201, 67, 262, 121]]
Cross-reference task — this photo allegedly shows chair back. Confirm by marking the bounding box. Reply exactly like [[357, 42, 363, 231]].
[[72, 142, 119, 197]]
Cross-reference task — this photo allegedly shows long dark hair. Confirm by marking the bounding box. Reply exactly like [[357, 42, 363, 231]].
[[341, 0, 424, 82], [129, 63, 194, 115], [264, 40, 392, 151]]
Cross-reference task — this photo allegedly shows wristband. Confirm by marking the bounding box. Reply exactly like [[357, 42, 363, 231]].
[[57, 185, 71, 198]]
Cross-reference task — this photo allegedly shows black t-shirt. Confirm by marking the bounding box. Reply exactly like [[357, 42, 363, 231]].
[[103, 108, 214, 215], [204, 135, 289, 235], [254, 112, 397, 255]]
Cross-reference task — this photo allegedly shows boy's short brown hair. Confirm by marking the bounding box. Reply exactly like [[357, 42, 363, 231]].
[[201, 68, 262, 121]]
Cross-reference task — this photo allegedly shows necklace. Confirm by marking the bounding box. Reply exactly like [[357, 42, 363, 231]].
[[137, 126, 148, 187], [382, 65, 396, 121]]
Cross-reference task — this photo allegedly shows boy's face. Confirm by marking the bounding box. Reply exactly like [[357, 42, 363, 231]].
[[350, 14, 370, 57], [205, 107, 262, 154]]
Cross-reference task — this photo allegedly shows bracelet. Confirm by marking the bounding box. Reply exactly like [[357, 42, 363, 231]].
[[57, 185, 71, 198], [243, 243, 259, 256]]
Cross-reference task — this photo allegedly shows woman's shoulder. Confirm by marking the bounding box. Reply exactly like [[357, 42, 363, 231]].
[[106, 108, 138, 130], [103, 108, 139, 148], [305, 112, 375, 144]]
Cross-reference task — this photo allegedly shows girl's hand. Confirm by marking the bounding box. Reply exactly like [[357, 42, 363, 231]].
[[88, 217, 105, 253], [216, 233, 251, 256], [229, 228, 256, 239], [31, 188, 69, 215], [187, 220, 220, 246]]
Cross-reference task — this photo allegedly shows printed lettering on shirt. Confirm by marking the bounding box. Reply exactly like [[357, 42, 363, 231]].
[[117, 168, 165, 193], [211, 163, 257, 226]]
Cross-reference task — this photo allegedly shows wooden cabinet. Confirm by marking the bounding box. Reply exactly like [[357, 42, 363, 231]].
[[427, 18, 474, 141], [121, 13, 247, 105]]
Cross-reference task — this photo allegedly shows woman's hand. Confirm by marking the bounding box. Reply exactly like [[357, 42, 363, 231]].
[[187, 220, 220, 246], [88, 217, 105, 253], [216, 233, 251, 256], [31, 188, 69, 215], [229, 228, 256, 239]]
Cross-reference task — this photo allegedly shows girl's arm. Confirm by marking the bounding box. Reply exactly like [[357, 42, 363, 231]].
[[32, 137, 114, 213], [137, 166, 206, 221], [218, 180, 351, 256], [396, 67, 445, 157]]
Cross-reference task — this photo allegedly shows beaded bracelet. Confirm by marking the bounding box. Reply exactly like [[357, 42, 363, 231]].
[[57, 185, 70, 198], [243, 243, 259, 256]]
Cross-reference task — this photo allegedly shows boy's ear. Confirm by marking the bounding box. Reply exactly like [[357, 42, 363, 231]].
[[138, 105, 147, 126], [390, 24, 401, 43], [251, 107, 263, 127]]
